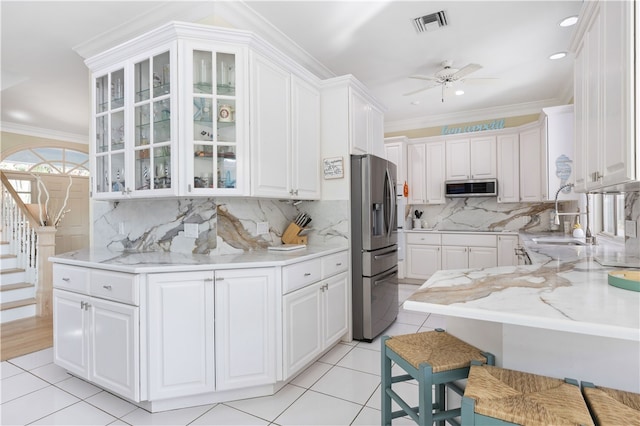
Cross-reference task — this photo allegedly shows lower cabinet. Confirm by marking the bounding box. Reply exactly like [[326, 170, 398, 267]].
[[214, 268, 276, 390], [53, 289, 140, 401], [442, 246, 498, 270], [147, 271, 215, 400], [405, 232, 519, 278], [282, 271, 348, 380]]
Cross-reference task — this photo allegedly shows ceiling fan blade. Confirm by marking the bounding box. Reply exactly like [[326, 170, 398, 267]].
[[409, 74, 438, 81], [452, 63, 482, 79], [403, 84, 439, 96]]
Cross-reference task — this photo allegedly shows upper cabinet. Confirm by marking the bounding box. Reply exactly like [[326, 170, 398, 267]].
[[87, 24, 250, 200], [86, 23, 324, 200], [250, 53, 321, 200], [541, 105, 579, 201], [570, 0, 636, 192], [445, 136, 496, 180], [384, 136, 408, 188]]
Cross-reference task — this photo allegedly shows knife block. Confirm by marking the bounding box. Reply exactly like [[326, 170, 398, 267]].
[[282, 222, 308, 245]]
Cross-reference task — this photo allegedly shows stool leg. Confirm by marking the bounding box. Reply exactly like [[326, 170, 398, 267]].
[[418, 364, 434, 426], [435, 383, 446, 426], [381, 336, 392, 426]]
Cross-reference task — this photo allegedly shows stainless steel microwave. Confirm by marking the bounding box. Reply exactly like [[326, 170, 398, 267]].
[[445, 179, 498, 197]]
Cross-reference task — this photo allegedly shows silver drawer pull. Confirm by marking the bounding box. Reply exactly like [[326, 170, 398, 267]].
[[336, 263, 342, 266], [304, 272, 311, 276], [62, 277, 70, 282], [215, 277, 224, 281], [102, 285, 112, 290]]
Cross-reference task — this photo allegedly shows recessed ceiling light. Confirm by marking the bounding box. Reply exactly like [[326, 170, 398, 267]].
[[8, 110, 30, 121], [455, 90, 464, 96], [559, 16, 578, 27], [411, 100, 421, 105], [549, 52, 567, 60]]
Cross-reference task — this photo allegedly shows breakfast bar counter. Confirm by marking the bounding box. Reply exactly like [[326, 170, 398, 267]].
[[403, 233, 640, 392]]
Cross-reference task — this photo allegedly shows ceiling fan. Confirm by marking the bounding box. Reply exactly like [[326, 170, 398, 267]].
[[404, 60, 494, 101]]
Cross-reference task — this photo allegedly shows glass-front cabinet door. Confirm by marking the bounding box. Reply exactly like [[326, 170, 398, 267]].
[[94, 68, 126, 197], [132, 48, 175, 196], [187, 43, 245, 195]]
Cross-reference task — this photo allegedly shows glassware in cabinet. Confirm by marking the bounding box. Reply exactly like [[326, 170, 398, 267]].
[[94, 67, 125, 195], [132, 50, 173, 193], [190, 48, 239, 192]]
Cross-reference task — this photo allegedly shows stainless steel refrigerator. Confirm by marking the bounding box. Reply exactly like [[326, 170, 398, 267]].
[[351, 154, 399, 342]]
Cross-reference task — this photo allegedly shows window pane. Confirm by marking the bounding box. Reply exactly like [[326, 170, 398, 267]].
[[33, 147, 63, 162], [616, 195, 625, 237]]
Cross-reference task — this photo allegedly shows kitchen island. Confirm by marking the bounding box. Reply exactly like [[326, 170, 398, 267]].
[[50, 245, 350, 412], [403, 233, 640, 392]]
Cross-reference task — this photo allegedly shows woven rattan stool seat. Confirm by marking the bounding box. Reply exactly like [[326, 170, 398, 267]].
[[582, 382, 640, 426], [464, 365, 594, 426], [385, 330, 488, 373]]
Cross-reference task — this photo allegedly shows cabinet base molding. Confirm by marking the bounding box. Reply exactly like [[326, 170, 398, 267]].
[[136, 381, 288, 413]]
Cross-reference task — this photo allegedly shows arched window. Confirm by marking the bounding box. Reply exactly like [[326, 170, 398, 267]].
[[0, 147, 89, 176]]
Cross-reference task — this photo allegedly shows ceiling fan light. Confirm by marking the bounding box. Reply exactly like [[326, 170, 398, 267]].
[[549, 51, 567, 60], [559, 16, 578, 27], [455, 90, 464, 96]]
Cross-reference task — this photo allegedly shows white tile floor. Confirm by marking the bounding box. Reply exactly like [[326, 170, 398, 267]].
[[1, 283, 443, 426]]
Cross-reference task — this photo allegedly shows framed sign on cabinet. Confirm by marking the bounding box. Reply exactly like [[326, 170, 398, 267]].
[[323, 157, 344, 179]]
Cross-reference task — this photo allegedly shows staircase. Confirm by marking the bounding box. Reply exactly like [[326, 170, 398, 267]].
[[0, 239, 36, 323]]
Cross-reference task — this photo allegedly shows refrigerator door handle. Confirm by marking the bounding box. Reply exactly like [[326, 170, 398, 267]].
[[373, 249, 398, 261], [385, 167, 396, 239], [373, 268, 398, 287]]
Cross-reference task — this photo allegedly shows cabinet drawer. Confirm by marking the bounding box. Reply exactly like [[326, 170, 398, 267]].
[[282, 259, 321, 294], [90, 270, 139, 305], [441, 233, 497, 247], [321, 251, 349, 278], [53, 264, 90, 293], [406, 233, 441, 245]]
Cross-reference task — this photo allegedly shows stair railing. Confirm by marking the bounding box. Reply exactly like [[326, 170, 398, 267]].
[[1, 171, 39, 290]]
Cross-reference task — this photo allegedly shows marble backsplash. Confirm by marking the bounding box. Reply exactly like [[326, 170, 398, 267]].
[[406, 198, 558, 233], [92, 192, 639, 256], [92, 198, 349, 254]]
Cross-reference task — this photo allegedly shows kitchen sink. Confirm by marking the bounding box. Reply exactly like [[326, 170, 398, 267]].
[[531, 236, 587, 246]]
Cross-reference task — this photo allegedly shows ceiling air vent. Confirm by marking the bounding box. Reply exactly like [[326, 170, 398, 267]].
[[413, 11, 448, 33]]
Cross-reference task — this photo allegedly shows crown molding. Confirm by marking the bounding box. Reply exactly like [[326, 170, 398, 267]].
[[1, 122, 89, 145], [384, 98, 569, 133]]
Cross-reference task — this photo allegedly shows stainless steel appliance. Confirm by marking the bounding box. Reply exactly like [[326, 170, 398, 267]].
[[351, 154, 398, 342], [445, 178, 498, 197]]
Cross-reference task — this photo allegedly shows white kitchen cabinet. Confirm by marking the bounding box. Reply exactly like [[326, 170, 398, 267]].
[[250, 53, 320, 199], [214, 267, 277, 390], [282, 272, 348, 380], [519, 126, 543, 202], [571, 0, 636, 192], [497, 234, 519, 266], [147, 271, 215, 400], [87, 24, 251, 199], [497, 133, 520, 203], [369, 104, 386, 158], [282, 252, 348, 380], [405, 232, 442, 279], [441, 233, 497, 270], [541, 105, 579, 201], [53, 266, 140, 402], [350, 87, 384, 157], [407, 140, 445, 205], [384, 136, 408, 188], [445, 136, 497, 180]]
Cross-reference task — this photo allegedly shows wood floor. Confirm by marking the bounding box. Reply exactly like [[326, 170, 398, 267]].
[[0, 315, 53, 361]]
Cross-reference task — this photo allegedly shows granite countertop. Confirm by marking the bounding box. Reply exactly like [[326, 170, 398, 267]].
[[404, 232, 640, 341], [49, 245, 348, 274]]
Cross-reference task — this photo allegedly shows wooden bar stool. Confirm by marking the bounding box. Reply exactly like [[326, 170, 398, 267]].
[[461, 364, 594, 426], [581, 382, 640, 426], [381, 329, 495, 426]]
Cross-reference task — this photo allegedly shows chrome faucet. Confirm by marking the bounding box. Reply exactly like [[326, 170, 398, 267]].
[[553, 183, 576, 225], [552, 183, 595, 245]]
